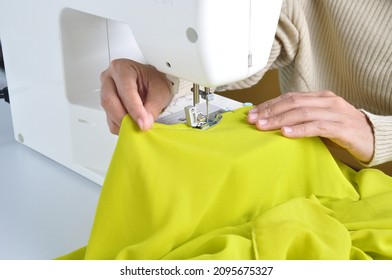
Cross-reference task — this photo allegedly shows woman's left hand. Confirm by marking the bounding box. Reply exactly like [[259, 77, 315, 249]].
[[247, 90, 375, 163]]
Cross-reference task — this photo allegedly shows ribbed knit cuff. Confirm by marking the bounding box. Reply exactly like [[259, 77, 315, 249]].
[[360, 109, 392, 166]]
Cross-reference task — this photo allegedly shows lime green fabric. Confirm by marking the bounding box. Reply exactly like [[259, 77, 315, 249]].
[[59, 107, 392, 260]]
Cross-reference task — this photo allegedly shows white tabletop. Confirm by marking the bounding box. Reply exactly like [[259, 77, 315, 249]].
[[0, 99, 101, 259]]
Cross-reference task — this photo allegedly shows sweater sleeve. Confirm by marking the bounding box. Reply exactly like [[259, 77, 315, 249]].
[[360, 110, 392, 166]]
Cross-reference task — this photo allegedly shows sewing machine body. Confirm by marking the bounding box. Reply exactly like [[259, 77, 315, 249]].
[[0, 0, 281, 184]]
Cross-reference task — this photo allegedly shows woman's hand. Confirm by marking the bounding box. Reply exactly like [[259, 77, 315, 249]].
[[247, 91, 375, 163], [100, 59, 173, 134]]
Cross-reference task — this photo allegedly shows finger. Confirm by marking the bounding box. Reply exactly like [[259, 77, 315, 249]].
[[280, 120, 351, 155], [100, 73, 127, 128], [280, 120, 358, 155], [106, 117, 120, 135], [144, 78, 172, 120], [254, 107, 341, 131], [280, 120, 342, 139], [248, 91, 337, 123], [110, 63, 152, 130], [281, 119, 374, 163]]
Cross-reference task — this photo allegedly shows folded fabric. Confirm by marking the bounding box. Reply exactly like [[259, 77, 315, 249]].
[[59, 107, 392, 260]]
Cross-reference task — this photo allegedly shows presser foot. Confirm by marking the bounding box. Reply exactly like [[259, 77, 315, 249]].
[[184, 105, 224, 130]]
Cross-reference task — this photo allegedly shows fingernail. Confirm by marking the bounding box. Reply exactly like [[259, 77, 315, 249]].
[[137, 118, 146, 130], [258, 119, 268, 126], [282, 126, 293, 134], [248, 113, 257, 121], [248, 108, 257, 114]]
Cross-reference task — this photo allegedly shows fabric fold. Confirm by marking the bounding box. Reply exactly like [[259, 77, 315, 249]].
[[58, 107, 392, 260]]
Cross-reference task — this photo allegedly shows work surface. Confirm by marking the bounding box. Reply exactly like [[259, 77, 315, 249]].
[[0, 101, 100, 259]]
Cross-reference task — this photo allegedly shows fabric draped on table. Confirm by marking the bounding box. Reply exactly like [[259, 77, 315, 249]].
[[58, 107, 392, 260]]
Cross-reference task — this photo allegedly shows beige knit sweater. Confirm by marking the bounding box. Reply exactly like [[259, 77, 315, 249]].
[[219, 0, 392, 167]]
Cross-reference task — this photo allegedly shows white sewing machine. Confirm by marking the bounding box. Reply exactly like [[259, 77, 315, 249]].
[[0, 0, 281, 185]]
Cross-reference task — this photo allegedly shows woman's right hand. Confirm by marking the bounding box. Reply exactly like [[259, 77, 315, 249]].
[[100, 59, 173, 134]]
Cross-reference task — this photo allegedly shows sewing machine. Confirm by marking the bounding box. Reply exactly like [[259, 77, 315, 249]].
[[0, 0, 282, 185]]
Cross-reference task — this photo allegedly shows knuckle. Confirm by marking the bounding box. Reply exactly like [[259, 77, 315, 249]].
[[282, 92, 302, 107], [283, 92, 297, 101], [100, 99, 108, 110], [100, 94, 109, 109], [316, 120, 328, 131], [109, 125, 119, 135], [299, 124, 308, 135], [100, 70, 107, 82], [100, 91, 112, 108], [320, 90, 336, 97], [283, 91, 296, 98], [333, 96, 347, 108], [110, 59, 123, 70], [109, 59, 131, 76], [106, 118, 118, 135], [275, 114, 286, 125], [262, 101, 274, 117], [299, 107, 311, 118]]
